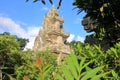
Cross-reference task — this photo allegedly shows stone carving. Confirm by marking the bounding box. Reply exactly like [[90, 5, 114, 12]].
[[82, 17, 111, 51], [82, 17, 97, 33], [82, 17, 120, 51], [33, 6, 70, 64]]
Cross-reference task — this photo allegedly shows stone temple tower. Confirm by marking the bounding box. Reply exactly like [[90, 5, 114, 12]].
[[33, 6, 70, 60]]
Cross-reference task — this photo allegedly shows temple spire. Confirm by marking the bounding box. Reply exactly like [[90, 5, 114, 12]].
[[33, 5, 70, 64], [33, 6, 70, 64]]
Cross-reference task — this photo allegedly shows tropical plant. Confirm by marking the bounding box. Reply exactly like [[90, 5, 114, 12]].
[[56, 53, 108, 80], [68, 41, 120, 79], [15, 50, 57, 80], [106, 42, 120, 79], [15, 58, 52, 80]]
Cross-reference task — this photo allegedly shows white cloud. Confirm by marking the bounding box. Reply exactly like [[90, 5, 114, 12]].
[[25, 37, 36, 49], [16, 21, 27, 26], [0, 16, 27, 38], [0, 16, 40, 49], [76, 36, 85, 43], [67, 34, 75, 42], [27, 27, 39, 37], [67, 34, 85, 43], [40, 6, 49, 11], [25, 27, 40, 49]]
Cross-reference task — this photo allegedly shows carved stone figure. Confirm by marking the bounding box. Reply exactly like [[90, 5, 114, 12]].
[[82, 17, 97, 32], [33, 6, 70, 64]]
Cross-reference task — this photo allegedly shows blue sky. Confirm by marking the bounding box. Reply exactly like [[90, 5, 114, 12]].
[[0, 0, 90, 49]]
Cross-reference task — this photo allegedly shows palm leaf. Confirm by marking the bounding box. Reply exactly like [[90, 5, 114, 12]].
[[49, 0, 53, 4], [33, 0, 39, 3], [57, 0, 62, 9], [41, 0, 45, 4], [26, 0, 29, 2]]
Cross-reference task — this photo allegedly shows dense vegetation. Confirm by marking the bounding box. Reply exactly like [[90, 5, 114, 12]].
[[1, 0, 120, 80], [1, 33, 120, 80]]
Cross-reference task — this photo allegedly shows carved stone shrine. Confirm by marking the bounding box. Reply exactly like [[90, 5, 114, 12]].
[[33, 6, 70, 63]]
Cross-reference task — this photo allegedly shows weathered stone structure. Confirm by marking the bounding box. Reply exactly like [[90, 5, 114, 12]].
[[33, 6, 70, 63], [82, 17, 97, 33]]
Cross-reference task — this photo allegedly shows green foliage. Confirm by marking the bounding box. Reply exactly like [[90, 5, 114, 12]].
[[15, 50, 57, 80], [69, 41, 120, 79], [0, 32, 29, 80], [73, 0, 120, 47], [0, 34, 19, 54], [56, 53, 108, 80], [0, 32, 28, 51], [106, 42, 120, 79], [36, 50, 57, 66], [0, 33, 24, 68], [67, 41, 84, 56], [17, 38, 29, 50], [15, 60, 52, 80], [1, 32, 120, 80]]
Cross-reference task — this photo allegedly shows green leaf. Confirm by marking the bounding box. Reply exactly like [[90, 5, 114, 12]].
[[85, 44, 90, 50], [70, 53, 79, 72], [88, 50, 94, 57], [43, 64, 52, 76], [80, 60, 92, 72], [0, 67, 13, 70], [56, 74, 64, 80], [103, 3, 108, 7], [111, 48, 118, 58], [79, 58, 86, 71], [94, 45, 104, 56], [81, 66, 103, 80], [115, 42, 120, 48], [111, 70, 118, 78], [36, 78, 41, 80], [92, 71, 109, 80], [61, 64, 73, 80], [85, 66, 92, 71], [66, 55, 78, 79], [2, 72, 16, 80]]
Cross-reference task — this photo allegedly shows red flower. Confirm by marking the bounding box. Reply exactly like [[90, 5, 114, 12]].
[[37, 58, 42, 66], [23, 75, 29, 80]]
